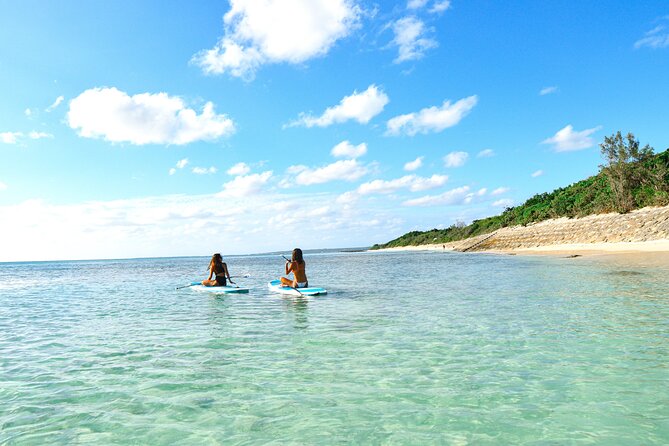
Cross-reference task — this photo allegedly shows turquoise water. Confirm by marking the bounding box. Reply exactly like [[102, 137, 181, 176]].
[[1, 251, 668, 444]]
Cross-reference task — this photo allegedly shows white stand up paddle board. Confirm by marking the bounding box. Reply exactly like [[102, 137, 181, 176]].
[[268, 280, 327, 296], [191, 285, 250, 294]]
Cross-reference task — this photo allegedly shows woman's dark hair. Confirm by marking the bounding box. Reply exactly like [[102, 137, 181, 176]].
[[292, 248, 304, 264], [209, 253, 224, 271]]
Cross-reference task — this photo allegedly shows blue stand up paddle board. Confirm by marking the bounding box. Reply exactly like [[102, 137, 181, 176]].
[[268, 280, 327, 296]]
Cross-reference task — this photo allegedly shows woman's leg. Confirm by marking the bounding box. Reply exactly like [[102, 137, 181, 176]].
[[280, 276, 294, 287]]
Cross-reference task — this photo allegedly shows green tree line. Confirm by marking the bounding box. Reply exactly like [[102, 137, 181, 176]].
[[372, 132, 669, 249]]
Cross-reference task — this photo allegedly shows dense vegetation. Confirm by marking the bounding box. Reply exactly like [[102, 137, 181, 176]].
[[372, 132, 669, 249]]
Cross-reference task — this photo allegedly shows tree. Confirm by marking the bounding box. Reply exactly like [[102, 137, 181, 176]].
[[599, 132, 654, 212]]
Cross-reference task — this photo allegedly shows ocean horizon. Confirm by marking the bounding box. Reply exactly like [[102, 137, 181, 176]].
[[0, 246, 372, 265]]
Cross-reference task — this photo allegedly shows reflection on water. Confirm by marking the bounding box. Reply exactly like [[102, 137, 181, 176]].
[[281, 297, 310, 330]]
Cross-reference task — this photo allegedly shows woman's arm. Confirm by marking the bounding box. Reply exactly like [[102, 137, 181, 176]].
[[223, 263, 234, 284], [207, 265, 214, 281], [285, 260, 295, 275]]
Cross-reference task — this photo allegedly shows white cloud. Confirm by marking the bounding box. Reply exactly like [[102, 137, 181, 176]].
[[357, 175, 415, 195], [331, 140, 367, 158], [1, 130, 53, 145], [0, 190, 414, 262], [286, 164, 308, 174], [24, 109, 32, 117], [492, 198, 514, 208], [404, 156, 423, 171], [46, 95, 64, 112], [541, 124, 602, 152], [288, 85, 389, 128], [386, 95, 478, 136], [193, 39, 263, 80], [0, 181, 7, 191], [491, 187, 510, 196], [403, 185, 471, 206], [295, 159, 367, 185], [28, 131, 53, 139], [531, 170, 544, 178], [634, 24, 669, 49], [67, 87, 235, 145], [308, 206, 331, 217], [169, 158, 189, 175], [406, 0, 449, 12], [358, 174, 447, 195], [227, 162, 251, 176], [271, 200, 300, 213], [391, 16, 437, 63], [1, 131, 53, 144], [539, 86, 558, 96], [192, 166, 218, 175], [1, 132, 23, 144], [336, 190, 359, 204], [407, 0, 428, 9], [429, 0, 451, 13], [477, 149, 494, 158], [411, 174, 449, 191], [443, 151, 468, 168], [192, 0, 361, 79], [219, 171, 273, 197]]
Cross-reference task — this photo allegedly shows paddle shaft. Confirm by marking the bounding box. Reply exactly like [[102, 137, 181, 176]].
[[175, 281, 200, 290]]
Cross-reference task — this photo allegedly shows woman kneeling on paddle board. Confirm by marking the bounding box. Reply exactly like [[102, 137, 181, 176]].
[[202, 253, 233, 287], [280, 248, 308, 288]]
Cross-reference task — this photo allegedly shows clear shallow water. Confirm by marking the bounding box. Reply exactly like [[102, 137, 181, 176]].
[[1, 251, 668, 445]]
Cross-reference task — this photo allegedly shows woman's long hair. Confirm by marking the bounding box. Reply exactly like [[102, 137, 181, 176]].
[[209, 253, 224, 272], [292, 248, 304, 264]]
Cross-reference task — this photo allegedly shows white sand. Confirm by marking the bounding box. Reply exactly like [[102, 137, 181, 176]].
[[507, 240, 669, 255], [373, 239, 669, 257]]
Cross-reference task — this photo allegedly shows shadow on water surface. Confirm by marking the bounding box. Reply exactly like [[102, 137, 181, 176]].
[[605, 270, 644, 276]]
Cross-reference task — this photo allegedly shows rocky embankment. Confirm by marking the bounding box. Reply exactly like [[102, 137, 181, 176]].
[[453, 205, 669, 252]]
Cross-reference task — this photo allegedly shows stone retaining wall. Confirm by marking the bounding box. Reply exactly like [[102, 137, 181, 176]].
[[456, 205, 669, 251]]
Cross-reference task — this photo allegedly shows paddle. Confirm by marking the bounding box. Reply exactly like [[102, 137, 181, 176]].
[[175, 281, 201, 290], [229, 273, 251, 283], [279, 255, 303, 296]]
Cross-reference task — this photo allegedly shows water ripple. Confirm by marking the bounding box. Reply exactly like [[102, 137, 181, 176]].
[[1, 253, 668, 444]]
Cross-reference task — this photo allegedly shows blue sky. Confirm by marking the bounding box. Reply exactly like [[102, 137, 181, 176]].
[[1, 1, 668, 261]]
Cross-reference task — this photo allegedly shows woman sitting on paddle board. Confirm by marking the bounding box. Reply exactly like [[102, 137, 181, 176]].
[[202, 253, 233, 287], [280, 248, 308, 288]]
